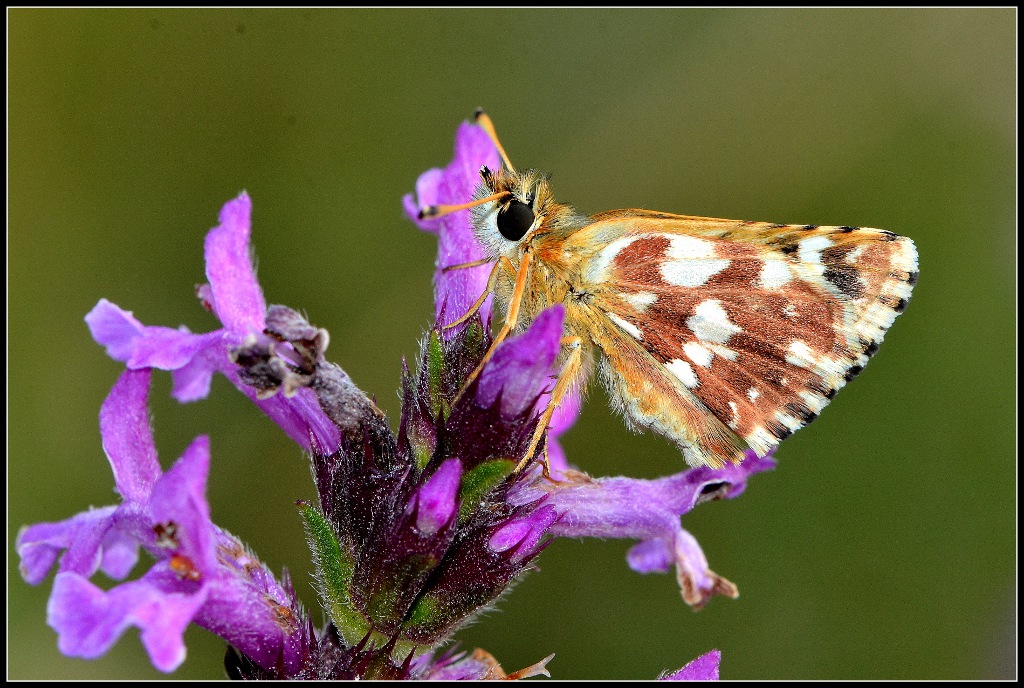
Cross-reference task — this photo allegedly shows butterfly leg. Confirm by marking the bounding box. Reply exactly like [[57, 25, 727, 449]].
[[515, 336, 583, 474], [453, 250, 533, 403], [442, 258, 508, 332], [441, 257, 492, 273]]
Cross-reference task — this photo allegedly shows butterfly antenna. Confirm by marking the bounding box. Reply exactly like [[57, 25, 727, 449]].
[[473, 108, 516, 174], [418, 190, 510, 220]]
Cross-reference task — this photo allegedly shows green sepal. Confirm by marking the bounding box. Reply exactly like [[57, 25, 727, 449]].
[[404, 592, 442, 631], [458, 459, 515, 521], [461, 317, 486, 359], [297, 501, 367, 644], [367, 553, 441, 622], [411, 429, 435, 473]]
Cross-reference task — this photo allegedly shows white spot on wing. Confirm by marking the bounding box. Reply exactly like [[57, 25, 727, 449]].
[[707, 343, 738, 361], [667, 359, 699, 388], [759, 259, 793, 289], [585, 235, 640, 283], [683, 341, 714, 368], [607, 312, 642, 340], [727, 401, 740, 429], [785, 340, 817, 369], [798, 235, 832, 265], [660, 236, 730, 287], [747, 387, 760, 401], [622, 291, 657, 313], [687, 299, 741, 344]]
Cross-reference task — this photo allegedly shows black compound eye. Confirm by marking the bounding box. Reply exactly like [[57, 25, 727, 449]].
[[497, 200, 535, 241]]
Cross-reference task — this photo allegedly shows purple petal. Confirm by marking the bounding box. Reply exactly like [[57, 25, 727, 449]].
[[147, 436, 217, 575], [100, 369, 161, 504], [403, 167, 445, 232], [526, 452, 774, 606], [17, 507, 120, 584], [127, 327, 223, 372], [543, 451, 775, 537], [647, 451, 778, 512], [204, 192, 266, 335], [85, 299, 146, 361], [48, 571, 206, 673], [488, 504, 558, 562], [219, 364, 341, 453], [661, 650, 721, 681], [193, 531, 306, 674], [97, 527, 142, 580], [669, 528, 733, 608], [415, 459, 462, 536], [627, 538, 675, 574], [406, 122, 501, 330], [476, 305, 564, 417], [169, 341, 223, 402], [86, 299, 225, 399]]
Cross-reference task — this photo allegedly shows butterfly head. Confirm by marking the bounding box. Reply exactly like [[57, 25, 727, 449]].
[[471, 163, 581, 261]]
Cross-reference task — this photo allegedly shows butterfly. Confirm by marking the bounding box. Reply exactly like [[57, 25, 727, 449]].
[[418, 110, 918, 472]]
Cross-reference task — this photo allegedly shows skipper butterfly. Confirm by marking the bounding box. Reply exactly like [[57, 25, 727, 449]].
[[419, 110, 918, 472]]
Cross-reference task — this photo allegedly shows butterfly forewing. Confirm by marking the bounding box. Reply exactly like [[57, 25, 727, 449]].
[[566, 212, 918, 467]]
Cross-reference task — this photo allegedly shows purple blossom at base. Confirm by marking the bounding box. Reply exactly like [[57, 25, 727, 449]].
[[18, 369, 306, 673]]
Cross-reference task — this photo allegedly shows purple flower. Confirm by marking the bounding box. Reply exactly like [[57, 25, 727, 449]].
[[412, 458, 463, 536], [516, 452, 776, 608], [17, 369, 307, 673], [85, 193, 340, 454], [403, 121, 501, 331], [660, 650, 722, 681], [20, 314, 565, 678], [26, 186, 587, 677], [407, 119, 775, 608]]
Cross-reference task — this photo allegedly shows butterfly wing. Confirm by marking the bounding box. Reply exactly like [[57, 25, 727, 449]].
[[562, 210, 918, 468]]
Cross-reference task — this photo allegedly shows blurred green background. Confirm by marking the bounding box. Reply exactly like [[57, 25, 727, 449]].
[[9, 8, 1014, 680]]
